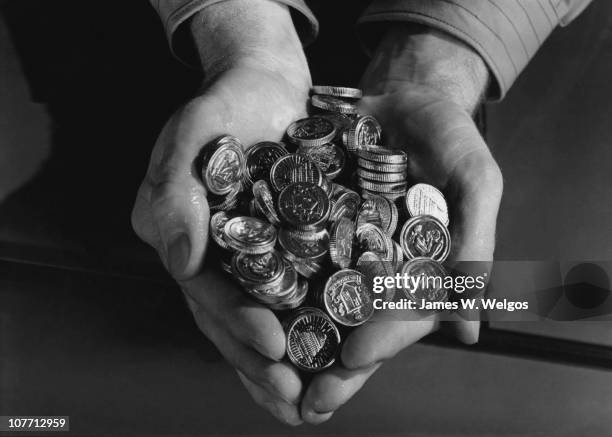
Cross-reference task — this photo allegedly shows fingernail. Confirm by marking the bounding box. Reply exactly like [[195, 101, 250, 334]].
[[167, 234, 190, 278], [302, 409, 334, 425]]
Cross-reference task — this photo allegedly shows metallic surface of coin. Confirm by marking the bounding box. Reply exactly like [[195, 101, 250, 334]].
[[224, 216, 277, 254], [357, 158, 408, 173], [405, 183, 450, 226], [210, 211, 232, 250], [286, 117, 337, 148], [269, 154, 325, 193], [400, 257, 448, 303], [299, 143, 345, 180], [319, 112, 354, 135], [357, 147, 408, 165], [201, 135, 246, 196], [208, 183, 242, 211], [329, 217, 355, 269], [285, 307, 341, 372], [278, 182, 330, 230], [329, 185, 361, 222], [357, 168, 407, 183], [278, 228, 329, 261], [355, 223, 394, 261], [245, 141, 288, 186], [400, 215, 451, 263], [252, 180, 281, 226], [271, 279, 308, 311], [312, 85, 363, 99], [361, 189, 406, 201], [343, 115, 382, 152], [356, 195, 398, 236], [311, 94, 359, 114], [358, 179, 408, 194], [232, 251, 285, 287], [323, 269, 374, 327]]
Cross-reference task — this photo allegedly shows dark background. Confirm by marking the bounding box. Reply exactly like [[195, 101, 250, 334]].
[[1, 1, 612, 435]]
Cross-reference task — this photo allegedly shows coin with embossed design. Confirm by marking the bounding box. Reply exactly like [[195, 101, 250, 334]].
[[252, 180, 281, 226], [355, 223, 394, 261], [312, 85, 362, 99], [210, 211, 232, 250], [343, 115, 382, 152], [278, 228, 329, 262], [285, 307, 340, 372], [245, 141, 288, 186], [323, 269, 373, 327], [329, 217, 355, 269], [405, 183, 449, 226], [400, 215, 451, 263], [278, 182, 330, 231], [201, 135, 246, 196], [269, 154, 325, 193], [299, 143, 345, 180], [329, 185, 360, 222], [311, 95, 359, 114], [357, 147, 407, 165], [286, 117, 337, 148], [232, 251, 285, 288], [224, 216, 277, 254], [356, 195, 398, 236]]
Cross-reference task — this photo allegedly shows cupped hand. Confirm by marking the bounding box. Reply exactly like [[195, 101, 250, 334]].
[[131, 40, 312, 425], [300, 26, 503, 424]]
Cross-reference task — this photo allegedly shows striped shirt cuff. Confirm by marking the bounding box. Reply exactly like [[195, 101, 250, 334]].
[[358, 0, 592, 100], [150, 0, 318, 66]]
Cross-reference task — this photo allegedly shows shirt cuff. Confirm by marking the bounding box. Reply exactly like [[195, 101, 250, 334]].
[[150, 0, 318, 67], [358, 0, 592, 100]]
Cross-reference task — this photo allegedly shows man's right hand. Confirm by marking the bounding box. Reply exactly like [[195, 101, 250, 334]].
[[131, 0, 311, 425]]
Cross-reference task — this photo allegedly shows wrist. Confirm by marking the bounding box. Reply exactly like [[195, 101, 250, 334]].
[[362, 24, 489, 113], [190, 0, 308, 80]]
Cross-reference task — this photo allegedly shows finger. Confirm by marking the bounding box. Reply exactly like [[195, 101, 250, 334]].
[[341, 319, 438, 370], [444, 152, 503, 344], [237, 370, 303, 426], [301, 363, 381, 425], [191, 302, 302, 406], [183, 270, 286, 361]]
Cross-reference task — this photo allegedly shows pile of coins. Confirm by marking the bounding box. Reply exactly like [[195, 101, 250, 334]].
[[201, 85, 452, 372]]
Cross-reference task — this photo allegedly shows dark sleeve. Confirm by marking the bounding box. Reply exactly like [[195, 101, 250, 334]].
[[357, 0, 593, 100]]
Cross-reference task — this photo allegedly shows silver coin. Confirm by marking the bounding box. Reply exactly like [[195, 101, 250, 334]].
[[277, 182, 330, 231], [319, 112, 354, 136], [405, 183, 449, 226], [361, 189, 406, 201], [299, 143, 346, 180], [311, 94, 359, 114], [357, 168, 407, 183], [329, 185, 360, 222], [208, 183, 242, 212], [286, 117, 337, 148], [356, 195, 398, 236], [201, 135, 246, 196], [252, 180, 281, 226], [224, 216, 277, 254], [400, 257, 448, 304], [358, 179, 408, 194], [343, 115, 382, 152], [270, 279, 308, 311], [329, 217, 355, 269], [210, 211, 232, 250], [399, 215, 451, 263], [355, 223, 394, 261], [358, 158, 408, 173], [357, 147, 408, 165], [312, 85, 363, 99], [285, 307, 340, 372], [323, 269, 373, 327], [278, 228, 329, 262], [245, 141, 288, 186], [269, 153, 325, 193], [232, 251, 285, 288]]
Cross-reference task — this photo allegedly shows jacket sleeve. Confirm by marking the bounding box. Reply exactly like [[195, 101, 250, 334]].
[[357, 0, 593, 100], [149, 0, 318, 65]]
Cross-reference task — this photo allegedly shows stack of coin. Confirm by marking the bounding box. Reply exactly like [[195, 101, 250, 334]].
[[357, 146, 409, 201], [276, 182, 331, 278]]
